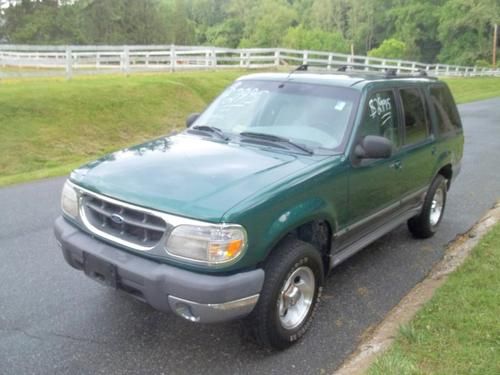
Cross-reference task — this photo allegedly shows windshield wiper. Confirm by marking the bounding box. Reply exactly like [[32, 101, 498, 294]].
[[188, 125, 229, 141], [239, 132, 313, 155]]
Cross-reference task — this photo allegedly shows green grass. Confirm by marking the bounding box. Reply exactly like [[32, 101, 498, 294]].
[[368, 223, 500, 375], [0, 73, 499, 187], [0, 71, 242, 186], [443, 77, 500, 104]]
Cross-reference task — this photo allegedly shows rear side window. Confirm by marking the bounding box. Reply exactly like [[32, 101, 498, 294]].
[[400, 88, 430, 145], [359, 90, 400, 148], [430, 85, 462, 134]]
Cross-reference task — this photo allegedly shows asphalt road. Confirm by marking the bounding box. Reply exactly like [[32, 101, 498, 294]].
[[1, 98, 499, 375]]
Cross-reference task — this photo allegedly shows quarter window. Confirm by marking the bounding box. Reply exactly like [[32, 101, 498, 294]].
[[430, 86, 461, 134], [400, 88, 430, 145], [359, 91, 400, 148]]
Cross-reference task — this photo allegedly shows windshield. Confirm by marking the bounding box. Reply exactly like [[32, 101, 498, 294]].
[[192, 79, 359, 152]]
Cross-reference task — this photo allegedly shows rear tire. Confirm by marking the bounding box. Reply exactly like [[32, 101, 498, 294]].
[[244, 237, 324, 350], [408, 175, 447, 239]]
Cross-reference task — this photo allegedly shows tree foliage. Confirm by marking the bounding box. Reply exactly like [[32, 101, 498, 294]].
[[368, 38, 407, 60], [283, 25, 349, 53], [1, 0, 498, 65]]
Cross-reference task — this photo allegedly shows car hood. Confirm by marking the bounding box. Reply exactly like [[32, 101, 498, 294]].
[[70, 134, 322, 222]]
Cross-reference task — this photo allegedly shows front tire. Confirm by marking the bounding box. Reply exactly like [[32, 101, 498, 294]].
[[244, 238, 324, 350], [408, 175, 447, 238]]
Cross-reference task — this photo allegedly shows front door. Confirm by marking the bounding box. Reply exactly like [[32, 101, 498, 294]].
[[339, 89, 403, 248]]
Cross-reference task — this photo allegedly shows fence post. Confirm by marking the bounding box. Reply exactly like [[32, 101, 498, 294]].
[[435, 64, 440, 76], [122, 46, 130, 75], [302, 51, 308, 65], [445, 65, 450, 76], [212, 47, 217, 69], [35, 51, 41, 69], [274, 49, 280, 67], [205, 50, 210, 67], [170, 44, 176, 72], [364, 57, 369, 71], [396, 60, 401, 74], [327, 53, 333, 70], [411, 62, 416, 72], [65, 46, 73, 80]]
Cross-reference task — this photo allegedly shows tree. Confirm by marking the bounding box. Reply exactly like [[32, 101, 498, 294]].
[[0, 0, 497, 66], [368, 38, 408, 59], [206, 18, 244, 48], [239, 0, 298, 48], [283, 25, 349, 52], [388, 0, 444, 62], [437, 0, 499, 65]]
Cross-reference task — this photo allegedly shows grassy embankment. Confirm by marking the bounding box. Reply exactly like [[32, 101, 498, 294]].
[[0, 71, 242, 186], [0, 73, 499, 187], [368, 222, 500, 375]]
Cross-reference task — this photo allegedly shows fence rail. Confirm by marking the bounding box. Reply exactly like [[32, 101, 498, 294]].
[[1, 44, 499, 79]]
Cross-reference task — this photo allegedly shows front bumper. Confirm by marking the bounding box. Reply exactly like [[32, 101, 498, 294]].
[[54, 217, 264, 323]]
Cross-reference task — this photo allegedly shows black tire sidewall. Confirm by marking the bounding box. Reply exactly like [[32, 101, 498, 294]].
[[269, 252, 323, 344]]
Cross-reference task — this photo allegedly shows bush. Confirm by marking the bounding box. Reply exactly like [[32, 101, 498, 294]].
[[368, 38, 408, 60]]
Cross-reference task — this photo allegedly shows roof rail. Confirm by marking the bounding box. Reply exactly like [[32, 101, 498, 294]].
[[383, 68, 438, 80], [286, 64, 438, 80], [286, 64, 308, 79]]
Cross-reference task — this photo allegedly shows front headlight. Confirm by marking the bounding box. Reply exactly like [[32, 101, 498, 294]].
[[165, 224, 247, 265], [61, 181, 79, 219]]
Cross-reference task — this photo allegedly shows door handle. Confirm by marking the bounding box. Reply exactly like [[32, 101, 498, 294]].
[[390, 160, 402, 170]]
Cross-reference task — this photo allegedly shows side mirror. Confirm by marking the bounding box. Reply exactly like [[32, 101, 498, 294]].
[[355, 135, 392, 159], [186, 113, 200, 128]]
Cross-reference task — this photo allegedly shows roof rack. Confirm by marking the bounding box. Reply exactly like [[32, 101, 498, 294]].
[[383, 68, 439, 79], [286, 64, 309, 79], [287, 64, 438, 80]]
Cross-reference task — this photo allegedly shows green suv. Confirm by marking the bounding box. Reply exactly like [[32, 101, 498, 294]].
[[54, 70, 463, 349]]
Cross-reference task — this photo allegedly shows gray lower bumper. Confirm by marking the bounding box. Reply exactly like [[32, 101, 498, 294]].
[[54, 217, 264, 323]]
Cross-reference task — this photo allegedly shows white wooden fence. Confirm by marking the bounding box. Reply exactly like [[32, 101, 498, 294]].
[[0, 44, 499, 79]]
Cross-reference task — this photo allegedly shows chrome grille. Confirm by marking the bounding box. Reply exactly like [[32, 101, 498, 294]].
[[81, 195, 167, 249]]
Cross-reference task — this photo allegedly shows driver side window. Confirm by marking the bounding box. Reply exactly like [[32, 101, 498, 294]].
[[359, 91, 400, 148]]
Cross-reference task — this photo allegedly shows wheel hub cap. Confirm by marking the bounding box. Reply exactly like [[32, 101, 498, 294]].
[[430, 187, 444, 226], [278, 266, 315, 330]]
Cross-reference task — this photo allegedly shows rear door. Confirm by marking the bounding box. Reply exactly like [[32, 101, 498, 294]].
[[396, 86, 437, 210]]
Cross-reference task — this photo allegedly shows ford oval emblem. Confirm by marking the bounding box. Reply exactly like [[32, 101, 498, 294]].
[[110, 213, 125, 225]]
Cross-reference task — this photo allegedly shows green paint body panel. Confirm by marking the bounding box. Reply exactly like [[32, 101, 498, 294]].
[[69, 72, 464, 274]]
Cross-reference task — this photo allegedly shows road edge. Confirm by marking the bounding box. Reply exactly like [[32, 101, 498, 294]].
[[333, 201, 500, 375]]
